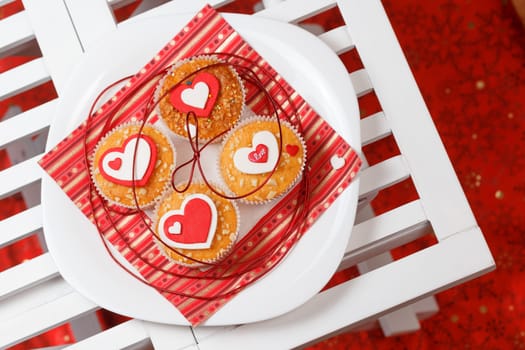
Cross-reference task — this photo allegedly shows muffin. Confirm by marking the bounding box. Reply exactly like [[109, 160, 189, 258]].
[[156, 56, 244, 141], [154, 183, 239, 267], [91, 123, 176, 208], [219, 117, 306, 204]]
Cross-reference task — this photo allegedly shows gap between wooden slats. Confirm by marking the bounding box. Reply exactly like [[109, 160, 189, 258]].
[[0, 11, 34, 53], [340, 200, 430, 269], [0, 287, 97, 349], [0, 0, 17, 7], [0, 100, 55, 149], [318, 26, 354, 54], [360, 111, 391, 146], [0, 253, 58, 300], [0, 154, 42, 199], [0, 205, 42, 248], [66, 320, 150, 350], [255, 0, 336, 23], [358, 155, 410, 199], [0, 58, 50, 100], [195, 230, 494, 350]]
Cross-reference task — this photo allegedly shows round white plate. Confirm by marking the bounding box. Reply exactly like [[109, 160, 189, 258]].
[[42, 13, 360, 326]]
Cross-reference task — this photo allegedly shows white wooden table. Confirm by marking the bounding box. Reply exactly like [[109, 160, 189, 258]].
[[0, 0, 495, 349]]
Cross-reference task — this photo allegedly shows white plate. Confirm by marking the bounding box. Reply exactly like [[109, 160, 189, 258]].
[[42, 13, 360, 326]]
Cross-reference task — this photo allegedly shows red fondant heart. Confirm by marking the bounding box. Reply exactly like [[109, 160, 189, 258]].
[[98, 134, 157, 187], [108, 158, 122, 171], [285, 144, 299, 156], [169, 71, 220, 117], [159, 194, 218, 250], [248, 144, 269, 163]]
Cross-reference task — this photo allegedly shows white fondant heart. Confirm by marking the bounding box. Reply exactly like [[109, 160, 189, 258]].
[[168, 222, 182, 235], [101, 135, 154, 184], [180, 81, 209, 109], [233, 131, 279, 174], [330, 155, 345, 170]]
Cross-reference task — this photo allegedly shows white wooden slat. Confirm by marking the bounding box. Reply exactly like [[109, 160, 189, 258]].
[[341, 200, 429, 268], [0, 11, 34, 53], [0, 288, 97, 349], [318, 25, 354, 54], [338, 0, 477, 240], [0, 58, 50, 100], [142, 322, 197, 350], [62, 0, 116, 53], [0, 277, 72, 323], [0, 253, 58, 300], [66, 320, 150, 350], [255, 0, 336, 24], [0, 154, 42, 198], [360, 111, 392, 146], [358, 155, 410, 199], [0, 100, 56, 149], [0, 205, 42, 248], [197, 228, 494, 349], [349, 68, 373, 97], [411, 295, 439, 320], [122, 0, 233, 21], [21, 0, 84, 95]]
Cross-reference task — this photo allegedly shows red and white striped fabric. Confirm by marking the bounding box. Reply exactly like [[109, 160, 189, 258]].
[[39, 5, 361, 326]]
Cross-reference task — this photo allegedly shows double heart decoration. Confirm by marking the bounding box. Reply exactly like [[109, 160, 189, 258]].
[[233, 131, 300, 175], [99, 134, 157, 186], [157, 194, 218, 250], [233, 131, 279, 174], [169, 71, 220, 117]]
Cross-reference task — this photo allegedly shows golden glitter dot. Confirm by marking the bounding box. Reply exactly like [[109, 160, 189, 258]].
[[140, 68, 147, 74], [324, 202, 330, 209], [495, 190, 504, 199], [479, 305, 488, 314], [204, 47, 210, 53], [451, 314, 459, 323], [508, 112, 514, 119], [472, 133, 477, 140], [444, 87, 451, 94], [184, 26, 189, 32], [337, 187, 343, 193], [509, 305, 515, 311], [154, 55, 160, 61], [169, 40, 176, 46], [197, 12, 203, 18], [475, 80, 485, 90], [218, 33, 224, 40], [64, 335, 71, 342], [126, 81, 132, 88]]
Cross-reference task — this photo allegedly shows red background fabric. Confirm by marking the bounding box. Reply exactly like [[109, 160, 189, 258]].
[[1, 0, 523, 348]]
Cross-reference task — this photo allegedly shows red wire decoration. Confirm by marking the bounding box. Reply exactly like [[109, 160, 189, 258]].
[[82, 53, 311, 300]]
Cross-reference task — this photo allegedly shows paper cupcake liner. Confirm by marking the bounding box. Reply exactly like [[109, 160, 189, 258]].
[[89, 121, 177, 209], [217, 115, 307, 205], [153, 55, 246, 143], [152, 181, 240, 268]]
